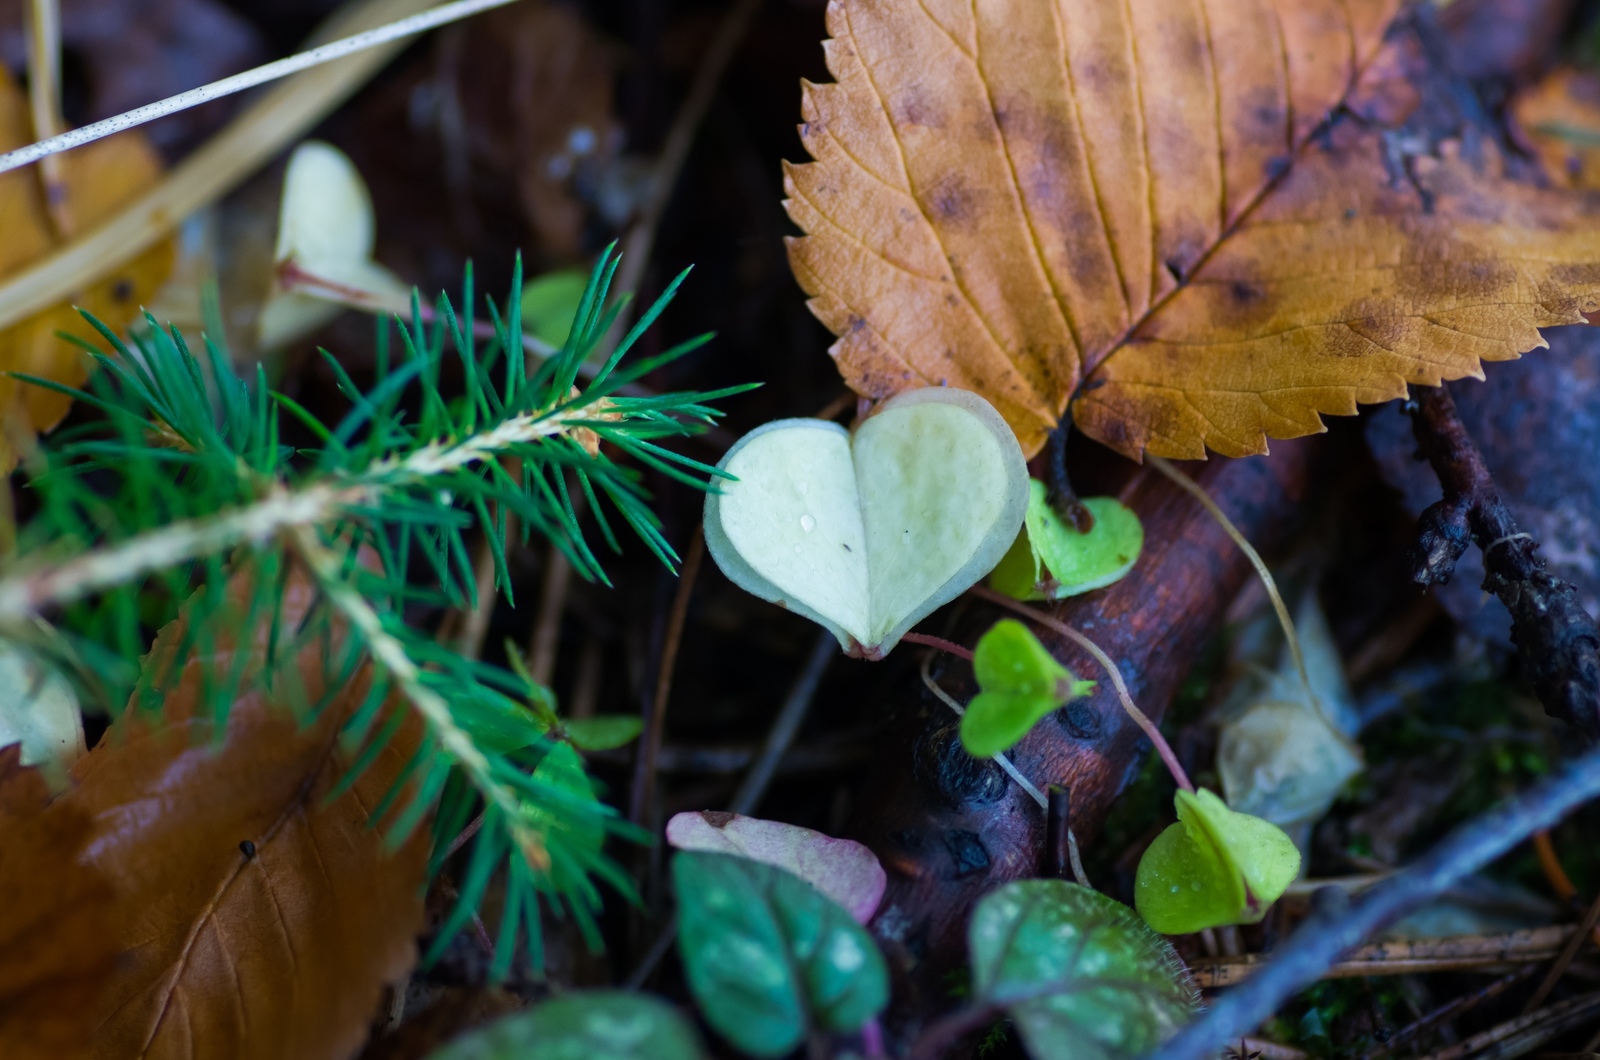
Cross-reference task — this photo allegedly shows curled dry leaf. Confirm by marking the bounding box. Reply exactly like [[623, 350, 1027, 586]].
[[666, 811, 886, 923], [47, 564, 429, 1060], [0, 67, 173, 469], [0, 745, 115, 1060], [784, 0, 1600, 459]]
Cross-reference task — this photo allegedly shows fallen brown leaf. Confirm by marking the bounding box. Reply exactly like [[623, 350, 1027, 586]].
[[0, 744, 115, 1060], [0, 66, 174, 468], [46, 565, 429, 1060], [784, 0, 1600, 459]]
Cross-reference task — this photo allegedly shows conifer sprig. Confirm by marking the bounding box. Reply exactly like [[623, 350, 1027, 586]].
[[0, 246, 749, 969]]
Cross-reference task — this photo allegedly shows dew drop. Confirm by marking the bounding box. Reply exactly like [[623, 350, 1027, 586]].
[[793, 544, 804, 554], [796, 479, 809, 496], [800, 514, 816, 532], [1190, 881, 1203, 891], [1169, 884, 1180, 894]]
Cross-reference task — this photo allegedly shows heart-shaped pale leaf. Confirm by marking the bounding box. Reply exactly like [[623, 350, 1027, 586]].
[[970, 880, 1199, 1060], [960, 619, 1094, 757], [666, 811, 886, 923], [259, 140, 410, 349], [704, 387, 1028, 658], [674, 850, 888, 1057], [990, 481, 1144, 600], [426, 991, 707, 1060], [1135, 788, 1300, 935]]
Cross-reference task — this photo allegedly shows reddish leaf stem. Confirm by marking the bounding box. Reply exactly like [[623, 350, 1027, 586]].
[[900, 631, 975, 662]]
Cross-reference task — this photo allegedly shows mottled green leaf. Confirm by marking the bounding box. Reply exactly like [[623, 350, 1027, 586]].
[[970, 880, 1199, 1060], [674, 850, 888, 1057], [426, 991, 705, 1060]]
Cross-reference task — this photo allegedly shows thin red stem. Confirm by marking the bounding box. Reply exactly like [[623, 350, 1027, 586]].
[[971, 586, 1194, 793], [901, 631, 975, 662]]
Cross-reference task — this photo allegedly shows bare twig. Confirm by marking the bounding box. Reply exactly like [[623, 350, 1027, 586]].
[[1144, 743, 1600, 1060], [1364, 965, 1539, 1060], [526, 549, 573, 686], [0, 0, 438, 334], [608, 0, 764, 334], [1524, 891, 1600, 1013], [628, 530, 704, 823], [0, 0, 525, 177], [1407, 385, 1600, 736], [729, 629, 835, 816], [1191, 926, 1576, 988], [624, 629, 836, 989], [1415, 990, 1600, 1060]]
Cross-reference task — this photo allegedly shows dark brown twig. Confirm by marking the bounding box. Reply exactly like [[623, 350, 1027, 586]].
[[1407, 384, 1600, 736], [628, 530, 705, 824], [1363, 965, 1539, 1060], [1524, 890, 1600, 1014]]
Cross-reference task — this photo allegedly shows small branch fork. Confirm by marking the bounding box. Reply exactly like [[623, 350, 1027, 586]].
[[1406, 384, 1600, 737]]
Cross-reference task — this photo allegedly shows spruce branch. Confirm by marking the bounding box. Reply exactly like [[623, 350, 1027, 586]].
[[2, 247, 747, 970]]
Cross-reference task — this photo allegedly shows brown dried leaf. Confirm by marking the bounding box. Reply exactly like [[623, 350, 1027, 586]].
[[0, 745, 115, 1060], [49, 566, 429, 1060], [0, 67, 174, 468], [784, 0, 1600, 459]]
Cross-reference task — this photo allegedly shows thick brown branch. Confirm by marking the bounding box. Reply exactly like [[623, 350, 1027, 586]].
[[1408, 384, 1600, 737]]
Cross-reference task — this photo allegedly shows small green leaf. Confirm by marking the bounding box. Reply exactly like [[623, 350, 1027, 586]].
[[674, 850, 888, 1057], [520, 268, 592, 350], [425, 990, 706, 1060], [969, 879, 1199, 1060], [563, 715, 644, 750], [989, 480, 1144, 600], [960, 619, 1094, 757], [1134, 788, 1301, 935]]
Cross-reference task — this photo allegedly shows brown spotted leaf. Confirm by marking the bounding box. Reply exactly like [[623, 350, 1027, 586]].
[[0, 66, 174, 468], [49, 566, 429, 1060], [0, 745, 115, 1060], [784, 0, 1600, 458]]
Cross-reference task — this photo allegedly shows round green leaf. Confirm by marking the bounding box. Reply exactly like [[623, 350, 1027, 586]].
[[426, 991, 705, 1060], [990, 481, 1144, 599], [519, 267, 591, 350], [969, 879, 1199, 1060], [1134, 788, 1301, 935], [960, 619, 1093, 757], [674, 850, 888, 1057]]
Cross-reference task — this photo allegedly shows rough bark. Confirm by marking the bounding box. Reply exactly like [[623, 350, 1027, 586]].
[[848, 439, 1317, 1042]]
